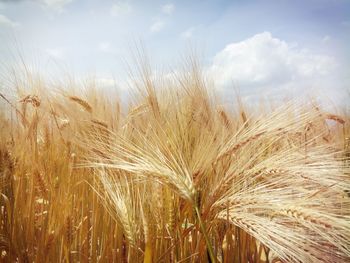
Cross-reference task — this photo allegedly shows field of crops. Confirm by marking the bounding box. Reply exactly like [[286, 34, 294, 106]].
[[0, 62, 349, 262]]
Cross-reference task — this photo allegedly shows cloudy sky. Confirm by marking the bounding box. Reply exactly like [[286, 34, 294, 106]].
[[0, 0, 349, 105]]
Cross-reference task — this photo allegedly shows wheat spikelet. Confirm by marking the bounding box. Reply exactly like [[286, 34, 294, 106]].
[[217, 108, 231, 129], [96, 171, 138, 246], [68, 96, 92, 113], [0, 149, 14, 192], [58, 119, 70, 130], [217, 131, 266, 161], [83, 210, 91, 261], [44, 231, 55, 255], [65, 215, 73, 246], [279, 207, 333, 229], [34, 170, 48, 197], [91, 119, 108, 129], [43, 124, 51, 147], [19, 95, 41, 107], [325, 114, 345, 125]]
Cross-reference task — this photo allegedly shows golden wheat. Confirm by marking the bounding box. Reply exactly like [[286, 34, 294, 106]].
[[0, 59, 349, 263]]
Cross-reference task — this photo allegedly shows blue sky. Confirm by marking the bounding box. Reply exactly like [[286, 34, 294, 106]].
[[0, 0, 349, 106]]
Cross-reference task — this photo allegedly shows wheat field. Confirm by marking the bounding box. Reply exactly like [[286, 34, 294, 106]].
[[0, 60, 349, 263]]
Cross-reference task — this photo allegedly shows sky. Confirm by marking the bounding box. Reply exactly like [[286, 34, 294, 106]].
[[0, 0, 349, 106]]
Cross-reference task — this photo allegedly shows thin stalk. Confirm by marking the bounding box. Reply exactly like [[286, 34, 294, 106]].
[[194, 205, 216, 263], [144, 241, 153, 263], [0, 93, 29, 126]]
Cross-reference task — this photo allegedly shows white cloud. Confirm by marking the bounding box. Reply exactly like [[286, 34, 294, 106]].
[[97, 41, 119, 55], [162, 3, 174, 15], [46, 47, 65, 59], [209, 32, 337, 94], [181, 27, 195, 38], [36, 0, 73, 11], [95, 76, 129, 93], [110, 2, 131, 17], [150, 20, 164, 33], [0, 14, 19, 27], [98, 42, 111, 52], [96, 77, 117, 88], [0, 0, 73, 10]]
